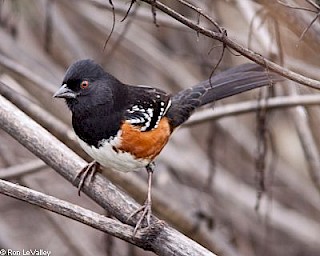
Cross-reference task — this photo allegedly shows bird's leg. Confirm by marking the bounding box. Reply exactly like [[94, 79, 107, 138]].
[[73, 160, 100, 196], [128, 162, 154, 235]]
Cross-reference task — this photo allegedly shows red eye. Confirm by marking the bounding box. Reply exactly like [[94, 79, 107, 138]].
[[80, 80, 89, 89]]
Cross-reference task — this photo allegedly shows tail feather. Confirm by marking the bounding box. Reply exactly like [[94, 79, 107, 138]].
[[166, 63, 283, 128]]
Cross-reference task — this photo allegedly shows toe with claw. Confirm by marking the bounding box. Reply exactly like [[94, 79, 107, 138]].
[[129, 194, 152, 235], [73, 160, 100, 195]]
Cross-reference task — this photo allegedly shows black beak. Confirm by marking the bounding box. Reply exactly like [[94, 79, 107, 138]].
[[53, 84, 77, 99]]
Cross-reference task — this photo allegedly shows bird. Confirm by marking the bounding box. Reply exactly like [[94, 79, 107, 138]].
[[53, 59, 281, 234]]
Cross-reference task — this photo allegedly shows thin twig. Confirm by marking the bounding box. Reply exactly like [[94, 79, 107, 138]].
[[106, 2, 139, 59], [306, 0, 320, 10], [185, 94, 320, 126], [277, 0, 318, 13], [139, 0, 320, 90], [84, 0, 186, 29], [175, 0, 221, 32], [254, 88, 271, 211], [257, 0, 320, 53], [121, 0, 136, 22], [297, 13, 320, 46], [103, 0, 116, 51], [0, 159, 46, 179], [288, 82, 320, 194]]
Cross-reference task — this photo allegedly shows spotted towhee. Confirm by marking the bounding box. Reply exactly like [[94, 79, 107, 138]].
[[53, 59, 281, 233]]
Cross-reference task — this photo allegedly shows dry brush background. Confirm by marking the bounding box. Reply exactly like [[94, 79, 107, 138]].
[[0, 0, 320, 256]]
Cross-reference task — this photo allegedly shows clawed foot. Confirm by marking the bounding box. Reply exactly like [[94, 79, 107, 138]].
[[128, 198, 152, 235], [73, 160, 100, 196]]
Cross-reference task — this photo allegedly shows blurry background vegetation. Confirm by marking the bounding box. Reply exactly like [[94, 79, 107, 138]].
[[0, 0, 320, 255]]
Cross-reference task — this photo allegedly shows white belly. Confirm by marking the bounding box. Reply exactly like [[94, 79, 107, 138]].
[[76, 135, 149, 172]]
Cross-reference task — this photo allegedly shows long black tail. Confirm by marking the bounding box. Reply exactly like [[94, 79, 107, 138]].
[[166, 63, 283, 129]]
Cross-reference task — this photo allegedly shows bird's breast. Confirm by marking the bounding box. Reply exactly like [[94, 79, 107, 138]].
[[76, 132, 148, 172], [118, 117, 171, 160], [76, 117, 171, 172]]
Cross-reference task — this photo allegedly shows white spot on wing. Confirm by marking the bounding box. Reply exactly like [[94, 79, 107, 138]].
[[126, 98, 171, 131]]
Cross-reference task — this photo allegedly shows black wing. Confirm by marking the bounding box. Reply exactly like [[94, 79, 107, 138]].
[[125, 85, 171, 131], [167, 63, 283, 128]]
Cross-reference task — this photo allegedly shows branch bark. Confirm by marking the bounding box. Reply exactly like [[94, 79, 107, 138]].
[[256, 0, 320, 52], [0, 160, 45, 179], [186, 94, 320, 126], [288, 83, 320, 193], [0, 96, 216, 256], [0, 81, 230, 255], [0, 178, 146, 245], [139, 0, 320, 90]]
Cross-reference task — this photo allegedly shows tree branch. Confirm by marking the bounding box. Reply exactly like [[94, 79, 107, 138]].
[[0, 80, 228, 255], [0, 159, 45, 179], [139, 0, 320, 90], [287, 83, 320, 193], [0, 178, 147, 246], [0, 96, 216, 256], [185, 94, 320, 126]]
